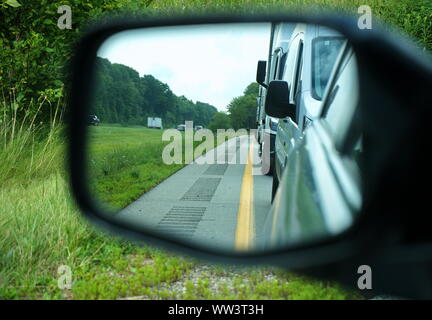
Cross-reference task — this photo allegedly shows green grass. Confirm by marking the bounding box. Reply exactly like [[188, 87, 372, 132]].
[[7, 0, 431, 300], [87, 124, 180, 209], [0, 120, 360, 299]]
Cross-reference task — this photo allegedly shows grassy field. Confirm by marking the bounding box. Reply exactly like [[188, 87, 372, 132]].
[[87, 124, 180, 209], [0, 121, 360, 299]]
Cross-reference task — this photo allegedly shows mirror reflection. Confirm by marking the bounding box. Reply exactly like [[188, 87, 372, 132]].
[[87, 22, 361, 253]]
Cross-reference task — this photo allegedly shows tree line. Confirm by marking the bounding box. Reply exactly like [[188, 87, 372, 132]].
[[93, 57, 261, 130], [93, 57, 218, 127], [207, 82, 259, 131]]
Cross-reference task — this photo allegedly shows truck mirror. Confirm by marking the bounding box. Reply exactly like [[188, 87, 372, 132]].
[[256, 60, 267, 88], [265, 80, 296, 119]]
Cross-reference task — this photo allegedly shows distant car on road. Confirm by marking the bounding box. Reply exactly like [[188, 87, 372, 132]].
[[194, 125, 203, 131], [177, 124, 186, 131], [88, 114, 100, 126]]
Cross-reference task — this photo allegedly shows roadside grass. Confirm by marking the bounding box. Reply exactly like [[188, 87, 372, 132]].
[[0, 121, 360, 299], [87, 124, 179, 209], [0, 171, 194, 299]]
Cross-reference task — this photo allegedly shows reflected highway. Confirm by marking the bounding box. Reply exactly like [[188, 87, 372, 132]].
[[115, 135, 272, 251]]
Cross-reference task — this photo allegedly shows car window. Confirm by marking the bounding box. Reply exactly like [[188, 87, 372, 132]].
[[312, 37, 345, 100], [272, 54, 279, 80], [322, 47, 360, 155], [278, 53, 287, 80], [282, 34, 303, 104], [293, 41, 304, 105]]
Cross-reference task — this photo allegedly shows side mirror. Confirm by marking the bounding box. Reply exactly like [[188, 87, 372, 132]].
[[265, 80, 296, 119], [256, 60, 267, 88], [68, 14, 432, 299]]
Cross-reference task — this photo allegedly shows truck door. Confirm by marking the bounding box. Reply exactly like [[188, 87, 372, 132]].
[[265, 46, 361, 247], [275, 34, 304, 180]]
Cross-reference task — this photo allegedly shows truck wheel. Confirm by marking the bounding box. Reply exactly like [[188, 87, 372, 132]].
[[271, 174, 279, 203]]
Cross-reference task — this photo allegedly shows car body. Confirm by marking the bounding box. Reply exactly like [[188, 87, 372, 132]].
[[88, 114, 100, 126], [69, 13, 432, 299], [263, 41, 361, 247], [272, 23, 345, 199], [194, 125, 203, 131], [177, 124, 186, 131], [256, 23, 296, 175]]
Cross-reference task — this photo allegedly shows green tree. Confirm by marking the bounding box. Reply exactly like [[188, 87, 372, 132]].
[[227, 82, 259, 130], [0, 0, 154, 122], [92, 57, 217, 127], [208, 112, 231, 131]]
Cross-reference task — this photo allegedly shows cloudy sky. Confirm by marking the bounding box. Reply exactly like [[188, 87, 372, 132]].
[[97, 23, 271, 111]]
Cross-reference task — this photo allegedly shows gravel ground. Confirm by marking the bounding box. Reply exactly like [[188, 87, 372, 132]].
[[121, 263, 279, 300]]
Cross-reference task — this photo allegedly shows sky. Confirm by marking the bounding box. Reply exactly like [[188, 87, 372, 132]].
[[97, 23, 271, 111]]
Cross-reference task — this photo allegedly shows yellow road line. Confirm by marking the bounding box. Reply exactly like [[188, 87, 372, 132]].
[[235, 139, 254, 251]]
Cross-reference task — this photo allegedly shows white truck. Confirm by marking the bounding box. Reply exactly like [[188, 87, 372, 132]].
[[256, 23, 295, 175], [147, 117, 163, 129]]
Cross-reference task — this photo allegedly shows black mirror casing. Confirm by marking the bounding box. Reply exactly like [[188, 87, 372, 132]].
[[265, 80, 296, 119], [256, 60, 267, 88], [68, 13, 432, 299]]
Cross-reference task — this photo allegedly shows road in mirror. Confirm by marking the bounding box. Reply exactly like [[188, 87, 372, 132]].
[[86, 22, 362, 253]]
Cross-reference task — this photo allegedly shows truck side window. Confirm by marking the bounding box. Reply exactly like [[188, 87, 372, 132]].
[[293, 41, 304, 105], [282, 33, 304, 105], [273, 55, 279, 80], [278, 53, 287, 80], [322, 46, 362, 188], [322, 47, 360, 155], [312, 37, 345, 100]]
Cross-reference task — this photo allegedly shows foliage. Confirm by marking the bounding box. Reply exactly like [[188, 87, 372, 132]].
[[207, 112, 232, 131], [227, 82, 259, 130], [88, 125, 181, 209], [1, 0, 431, 124], [0, 0, 430, 127], [93, 58, 217, 127], [207, 82, 258, 131], [0, 0, 155, 123]]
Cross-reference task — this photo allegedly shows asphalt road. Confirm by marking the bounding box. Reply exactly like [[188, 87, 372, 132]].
[[115, 135, 272, 252]]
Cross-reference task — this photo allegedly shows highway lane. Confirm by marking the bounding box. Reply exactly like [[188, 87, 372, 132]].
[[115, 135, 272, 252]]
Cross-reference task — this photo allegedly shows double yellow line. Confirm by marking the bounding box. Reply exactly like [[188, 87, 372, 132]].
[[235, 140, 254, 251]]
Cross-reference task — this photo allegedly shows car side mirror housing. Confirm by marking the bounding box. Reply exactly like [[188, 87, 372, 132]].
[[265, 80, 296, 119], [67, 13, 432, 299], [256, 60, 267, 88]]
